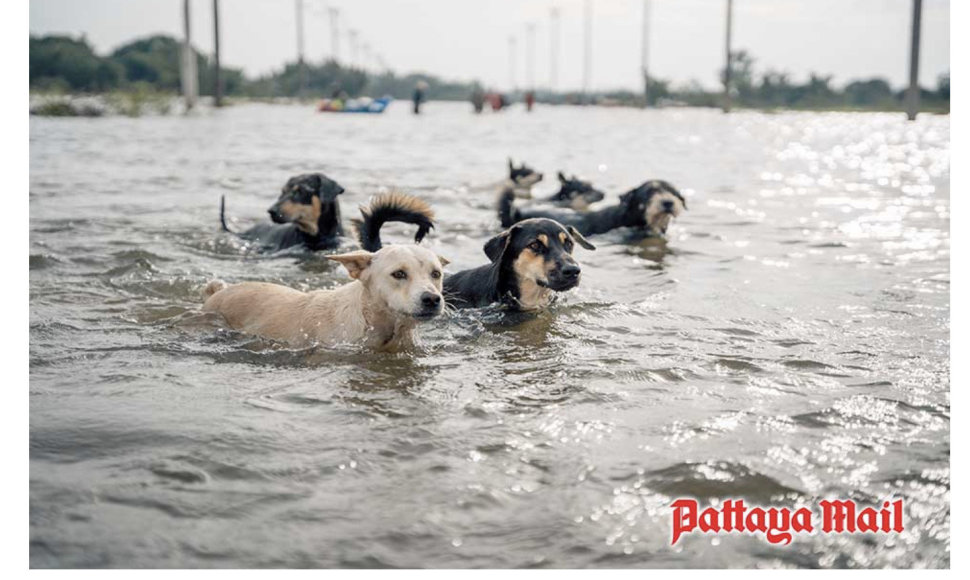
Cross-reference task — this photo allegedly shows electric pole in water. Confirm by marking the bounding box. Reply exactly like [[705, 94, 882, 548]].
[[549, 7, 560, 94], [212, 0, 223, 107], [180, 0, 198, 111], [526, 23, 536, 91], [582, 0, 592, 103], [328, 7, 340, 63], [723, 0, 733, 113], [905, 0, 923, 121], [641, 0, 650, 108], [508, 35, 517, 93], [348, 29, 359, 68], [295, 0, 306, 96]]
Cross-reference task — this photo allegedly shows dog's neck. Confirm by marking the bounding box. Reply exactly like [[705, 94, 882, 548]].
[[512, 279, 553, 311], [297, 201, 343, 243], [503, 178, 532, 196], [358, 284, 416, 350], [496, 263, 552, 311]]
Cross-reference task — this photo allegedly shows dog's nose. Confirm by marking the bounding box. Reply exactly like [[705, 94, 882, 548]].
[[421, 293, 442, 309], [662, 200, 675, 212], [561, 264, 581, 280]]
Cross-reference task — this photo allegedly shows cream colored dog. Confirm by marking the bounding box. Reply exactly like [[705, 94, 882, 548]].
[[201, 245, 447, 350]]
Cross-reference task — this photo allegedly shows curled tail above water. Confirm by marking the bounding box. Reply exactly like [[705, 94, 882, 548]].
[[354, 192, 435, 252], [201, 279, 228, 300], [498, 187, 519, 228], [219, 196, 233, 233]]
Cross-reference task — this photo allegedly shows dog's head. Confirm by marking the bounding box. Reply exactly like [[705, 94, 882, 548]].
[[553, 172, 606, 209], [484, 218, 596, 300], [328, 245, 447, 321], [508, 158, 543, 189], [618, 180, 686, 234], [268, 173, 345, 235]]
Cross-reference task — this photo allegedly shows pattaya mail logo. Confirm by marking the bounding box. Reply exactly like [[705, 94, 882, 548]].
[[670, 498, 904, 546]]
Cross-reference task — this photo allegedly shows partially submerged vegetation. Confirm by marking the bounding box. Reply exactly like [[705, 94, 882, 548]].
[[30, 34, 949, 116]]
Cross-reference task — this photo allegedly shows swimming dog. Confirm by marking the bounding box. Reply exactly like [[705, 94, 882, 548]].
[[443, 218, 596, 311], [504, 158, 544, 198], [201, 245, 447, 350], [220, 173, 346, 252], [542, 172, 606, 210], [499, 180, 686, 237]]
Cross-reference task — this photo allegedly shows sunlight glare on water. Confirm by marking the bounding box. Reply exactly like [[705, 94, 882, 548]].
[[29, 103, 948, 568]]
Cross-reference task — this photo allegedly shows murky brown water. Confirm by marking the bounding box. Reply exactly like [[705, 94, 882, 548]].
[[30, 102, 949, 568]]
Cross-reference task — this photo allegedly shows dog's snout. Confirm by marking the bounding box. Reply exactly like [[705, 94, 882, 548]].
[[561, 264, 581, 280], [662, 199, 675, 212], [268, 206, 285, 223], [420, 292, 442, 308]]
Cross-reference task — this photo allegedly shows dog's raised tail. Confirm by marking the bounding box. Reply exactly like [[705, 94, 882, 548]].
[[498, 187, 520, 228], [355, 192, 435, 252], [219, 195, 233, 233], [201, 279, 228, 300]]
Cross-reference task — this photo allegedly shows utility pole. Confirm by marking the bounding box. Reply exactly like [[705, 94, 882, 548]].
[[641, 0, 650, 108], [328, 7, 340, 62], [526, 23, 536, 91], [582, 0, 592, 103], [723, 0, 733, 113], [348, 29, 359, 68], [508, 35, 517, 93], [905, 0, 923, 121], [549, 7, 560, 94], [180, 0, 198, 111], [295, 0, 306, 96], [212, 0, 223, 107]]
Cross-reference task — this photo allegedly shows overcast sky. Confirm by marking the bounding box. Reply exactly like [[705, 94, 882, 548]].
[[30, 0, 950, 91]]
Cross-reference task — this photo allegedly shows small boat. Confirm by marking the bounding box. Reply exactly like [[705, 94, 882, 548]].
[[317, 96, 392, 114]]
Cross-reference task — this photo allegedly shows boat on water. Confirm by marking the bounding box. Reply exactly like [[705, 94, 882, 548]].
[[317, 96, 392, 114]]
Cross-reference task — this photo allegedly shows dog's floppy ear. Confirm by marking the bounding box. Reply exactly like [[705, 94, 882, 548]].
[[483, 229, 513, 262], [328, 251, 373, 279], [566, 226, 596, 251]]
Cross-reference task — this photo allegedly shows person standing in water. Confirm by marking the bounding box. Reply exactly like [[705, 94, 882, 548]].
[[413, 81, 428, 114]]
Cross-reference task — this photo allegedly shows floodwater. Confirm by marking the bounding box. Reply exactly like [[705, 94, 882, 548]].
[[29, 102, 949, 568]]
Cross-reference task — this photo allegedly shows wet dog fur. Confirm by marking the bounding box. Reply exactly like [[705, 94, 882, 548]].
[[499, 180, 686, 237], [201, 245, 446, 350], [541, 172, 606, 210], [443, 218, 596, 311], [504, 158, 544, 198], [220, 173, 345, 252], [353, 192, 436, 252]]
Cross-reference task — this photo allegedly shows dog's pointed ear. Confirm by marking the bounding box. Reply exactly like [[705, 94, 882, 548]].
[[483, 230, 512, 262], [619, 190, 634, 205], [508, 158, 515, 174], [557, 171, 566, 183], [328, 251, 374, 279], [436, 255, 450, 267], [566, 226, 596, 251]]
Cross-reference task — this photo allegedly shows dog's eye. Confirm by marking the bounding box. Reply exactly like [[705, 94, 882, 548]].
[[528, 241, 545, 253], [430, 270, 442, 280], [391, 270, 407, 280], [564, 241, 574, 252]]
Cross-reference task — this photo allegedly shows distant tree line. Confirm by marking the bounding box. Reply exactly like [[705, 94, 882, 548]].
[[30, 34, 949, 113]]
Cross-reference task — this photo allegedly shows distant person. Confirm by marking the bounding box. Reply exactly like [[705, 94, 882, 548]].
[[413, 80, 428, 115], [488, 92, 502, 111], [525, 90, 535, 112], [471, 84, 485, 114]]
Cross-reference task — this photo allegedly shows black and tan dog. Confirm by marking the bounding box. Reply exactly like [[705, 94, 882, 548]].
[[499, 179, 686, 237], [220, 173, 346, 252], [541, 172, 606, 210], [504, 158, 544, 198], [443, 218, 596, 311]]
